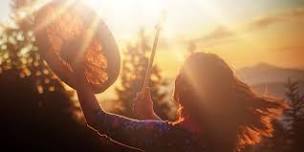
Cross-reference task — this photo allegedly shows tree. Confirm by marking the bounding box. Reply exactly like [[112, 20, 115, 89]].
[[115, 29, 176, 120], [284, 79, 304, 151], [248, 80, 304, 152], [0, 0, 137, 151]]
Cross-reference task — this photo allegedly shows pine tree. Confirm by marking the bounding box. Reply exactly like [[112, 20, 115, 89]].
[[254, 80, 304, 152], [0, 1, 134, 151], [285, 79, 304, 151], [115, 29, 176, 120]]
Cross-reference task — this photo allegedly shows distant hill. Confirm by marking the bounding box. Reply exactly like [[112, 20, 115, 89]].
[[236, 63, 304, 98]]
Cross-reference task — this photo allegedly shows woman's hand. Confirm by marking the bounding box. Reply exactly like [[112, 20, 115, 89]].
[[133, 87, 160, 120]]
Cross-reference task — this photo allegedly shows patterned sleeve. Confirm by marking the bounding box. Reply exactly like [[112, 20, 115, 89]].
[[93, 110, 172, 151]]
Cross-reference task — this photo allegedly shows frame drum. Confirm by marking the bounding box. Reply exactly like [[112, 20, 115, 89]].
[[34, 0, 120, 93]]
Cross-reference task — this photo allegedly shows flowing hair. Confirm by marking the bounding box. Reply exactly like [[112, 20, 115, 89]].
[[173, 52, 285, 151]]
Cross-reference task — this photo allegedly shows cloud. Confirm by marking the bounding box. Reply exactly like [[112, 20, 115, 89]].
[[193, 7, 304, 43], [197, 26, 234, 42], [248, 8, 304, 30]]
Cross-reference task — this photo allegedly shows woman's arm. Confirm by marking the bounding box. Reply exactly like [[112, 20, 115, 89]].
[[75, 77, 170, 151], [75, 77, 105, 128]]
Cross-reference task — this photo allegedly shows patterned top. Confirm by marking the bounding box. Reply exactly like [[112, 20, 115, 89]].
[[94, 111, 207, 152]]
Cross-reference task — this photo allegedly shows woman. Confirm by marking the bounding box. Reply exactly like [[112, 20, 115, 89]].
[[74, 52, 284, 152]]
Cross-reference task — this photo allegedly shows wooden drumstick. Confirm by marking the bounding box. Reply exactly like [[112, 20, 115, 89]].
[[142, 12, 166, 90]]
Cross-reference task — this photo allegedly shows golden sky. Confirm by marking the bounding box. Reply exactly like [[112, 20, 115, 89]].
[[82, 0, 304, 99], [82, 0, 304, 74]]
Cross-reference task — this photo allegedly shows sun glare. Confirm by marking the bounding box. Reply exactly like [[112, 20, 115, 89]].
[[85, 0, 165, 19], [84, 0, 167, 37], [86, 0, 165, 13]]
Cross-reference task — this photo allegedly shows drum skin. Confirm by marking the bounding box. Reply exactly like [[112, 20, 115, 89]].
[[34, 0, 120, 93]]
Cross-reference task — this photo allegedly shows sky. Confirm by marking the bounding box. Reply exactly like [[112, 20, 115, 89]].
[[0, 0, 10, 22], [0, 0, 303, 99], [82, 0, 304, 76]]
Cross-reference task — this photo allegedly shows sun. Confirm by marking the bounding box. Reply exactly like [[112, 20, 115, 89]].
[[82, 0, 168, 40], [84, 0, 165, 23], [85, 0, 165, 14], [84, 0, 102, 10]]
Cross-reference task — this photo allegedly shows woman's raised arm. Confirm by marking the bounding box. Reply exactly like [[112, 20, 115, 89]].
[[75, 77, 106, 129], [75, 76, 171, 151]]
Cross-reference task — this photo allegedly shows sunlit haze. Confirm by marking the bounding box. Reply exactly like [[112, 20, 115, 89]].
[[82, 0, 304, 72], [81, 0, 304, 99], [0, 0, 303, 99]]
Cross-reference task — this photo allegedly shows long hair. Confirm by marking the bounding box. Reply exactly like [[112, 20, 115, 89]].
[[173, 52, 285, 151]]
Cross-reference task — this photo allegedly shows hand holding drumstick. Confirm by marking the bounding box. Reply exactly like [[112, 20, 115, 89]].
[[133, 87, 160, 120]]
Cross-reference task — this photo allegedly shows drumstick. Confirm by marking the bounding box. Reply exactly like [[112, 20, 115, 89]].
[[142, 12, 166, 90]]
